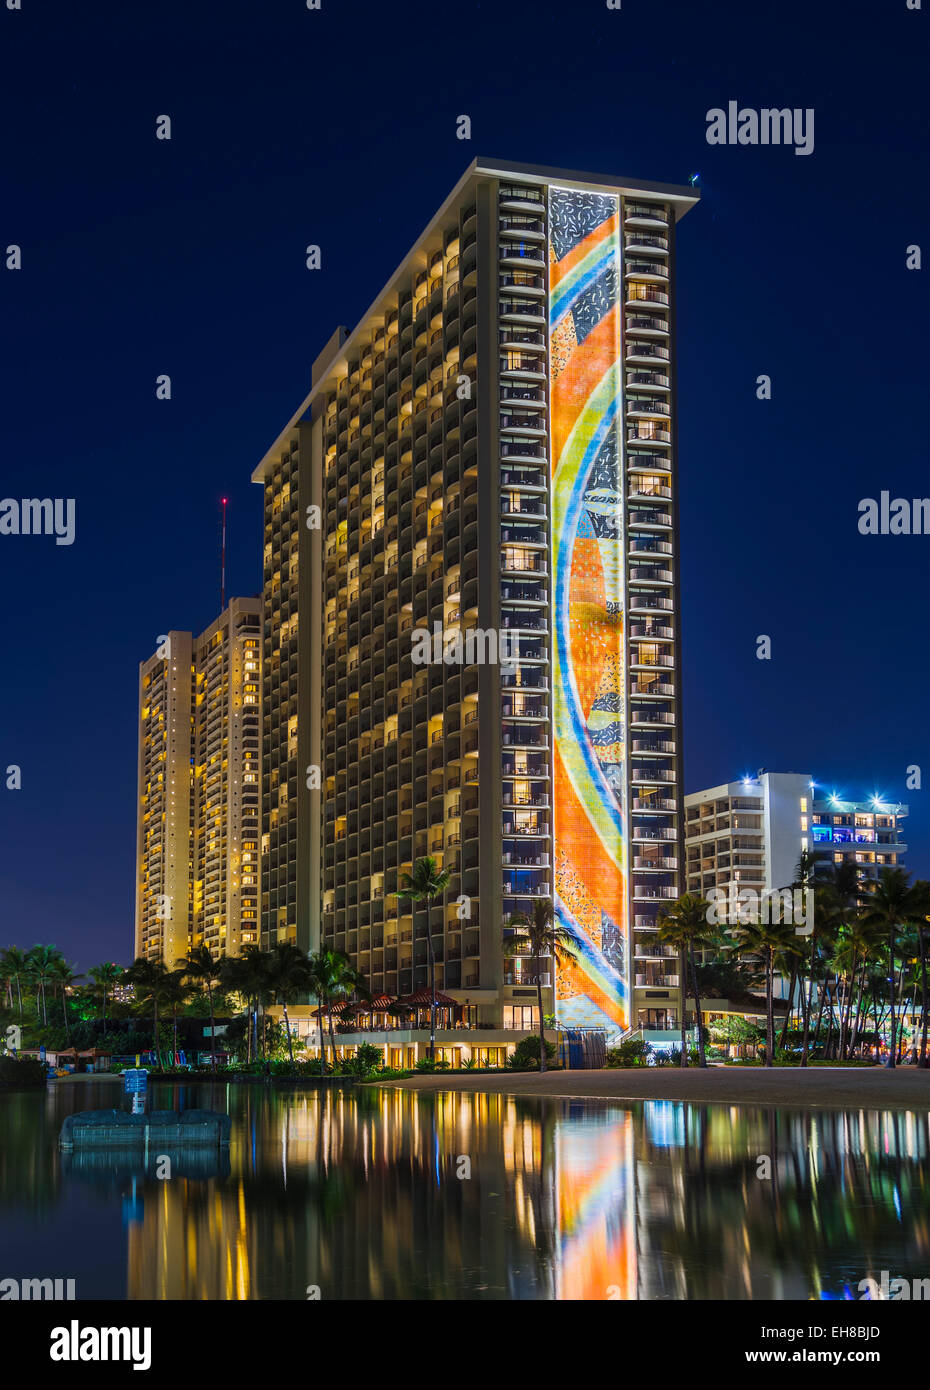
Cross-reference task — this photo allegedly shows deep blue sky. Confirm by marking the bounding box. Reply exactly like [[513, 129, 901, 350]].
[[1, 0, 927, 969]]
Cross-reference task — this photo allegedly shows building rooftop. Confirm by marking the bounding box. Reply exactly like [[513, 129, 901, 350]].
[[251, 157, 700, 483]]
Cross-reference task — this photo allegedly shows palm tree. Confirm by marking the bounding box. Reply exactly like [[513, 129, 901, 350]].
[[327, 954, 370, 1061], [306, 947, 347, 1074], [731, 919, 804, 1066], [26, 945, 64, 1028], [87, 962, 124, 1032], [656, 892, 720, 1067], [916, 889, 930, 1067], [234, 945, 276, 1060], [158, 970, 190, 1063], [125, 957, 171, 1058], [399, 856, 451, 1061], [178, 947, 225, 1072], [49, 958, 81, 1043], [503, 898, 575, 1073], [263, 943, 311, 1068], [859, 868, 923, 1069], [798, 882, 842, 1065], [220, 952, 260, 1063], [0, 946, 27, 1017]]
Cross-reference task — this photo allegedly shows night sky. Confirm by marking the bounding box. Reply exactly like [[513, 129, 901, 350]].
[[1, 0, 927, 970]]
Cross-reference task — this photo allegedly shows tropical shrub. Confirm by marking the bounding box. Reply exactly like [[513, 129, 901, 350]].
[[605, 1039, 650, 1068], [508, 1036, 557, 1070]]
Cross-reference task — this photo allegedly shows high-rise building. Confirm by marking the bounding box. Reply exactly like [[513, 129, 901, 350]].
[[810, 793, 908, 890], [684, 772, 813, 906], [685, 772, 908, 904], [135, 630, 195, 967], [253, 159, 698, 1042], [134, 597, 262, 964]]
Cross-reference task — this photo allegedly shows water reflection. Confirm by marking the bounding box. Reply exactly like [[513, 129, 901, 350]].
[[1, 1081, 928, 1300]]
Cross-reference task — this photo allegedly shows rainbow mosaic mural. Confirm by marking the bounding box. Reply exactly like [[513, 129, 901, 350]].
[[549, 186, 629, 1035]]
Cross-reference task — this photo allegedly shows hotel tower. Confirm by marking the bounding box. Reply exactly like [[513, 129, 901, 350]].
[[254, 159, 697, 1041], [134, 597, 262, 965]]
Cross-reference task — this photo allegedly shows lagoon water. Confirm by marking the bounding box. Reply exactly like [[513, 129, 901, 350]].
[[1, 1079, 928, 1300]]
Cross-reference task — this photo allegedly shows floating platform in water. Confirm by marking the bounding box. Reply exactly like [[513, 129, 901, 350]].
[[59, 1109, 231, 1150], [61, 1146, 231, 1182]]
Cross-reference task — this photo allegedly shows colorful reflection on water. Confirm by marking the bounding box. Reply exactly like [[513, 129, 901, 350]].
[[1, 1081, 929, 1300]]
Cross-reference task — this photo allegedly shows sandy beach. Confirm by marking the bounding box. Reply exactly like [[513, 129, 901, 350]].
[[379, 1065, 930, 1111]]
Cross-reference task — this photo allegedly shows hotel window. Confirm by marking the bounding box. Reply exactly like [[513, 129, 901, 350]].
[[503, 1004, 539, 1031], [637, 474, 668, 497], [503, 547, 537, 572]]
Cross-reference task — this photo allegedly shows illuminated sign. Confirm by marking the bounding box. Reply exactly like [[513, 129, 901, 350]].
[[549, 186, 629, 1034]]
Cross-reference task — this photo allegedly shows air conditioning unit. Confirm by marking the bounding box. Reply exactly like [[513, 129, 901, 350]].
[[538, 973, 551, 987]]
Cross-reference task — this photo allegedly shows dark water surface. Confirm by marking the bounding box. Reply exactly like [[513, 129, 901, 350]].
[[1, 1079, 928, 1299]]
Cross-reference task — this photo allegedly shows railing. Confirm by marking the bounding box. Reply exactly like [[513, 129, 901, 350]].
[[625, 203, 668, 222], [630, 656, 675, 670], [626, 342, 670, 359], [499, 245, 545, 260], [630, 538, 673, 553], [499, 274, 544, 290], [627, 286, 669, 303], [500, 414, 546, 431], [627, 372, 670, 390], [625, 234, 668, 250], [629, 427, 671, 443]]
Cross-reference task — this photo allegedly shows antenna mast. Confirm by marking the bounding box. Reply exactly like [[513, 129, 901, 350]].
[[220, 497, 228, 610]]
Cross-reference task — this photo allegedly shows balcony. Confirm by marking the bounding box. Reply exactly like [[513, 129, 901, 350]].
[[624, 204, 669, 227], [625, 234, 668, 254], [633, 826, 677, 841], [625, 261, 668, 282], [499, 246, 546, 271], [625, 342, 670, 364], [625, 314, 668, 337], [501, 556, 547, 575], [627, 398, 671, 420], [629, 566, 673, 586], [503, 814, 550, 835], [500, 414, 547, 437], [628, 426, 671, 445], [629, 537, 673, 557]]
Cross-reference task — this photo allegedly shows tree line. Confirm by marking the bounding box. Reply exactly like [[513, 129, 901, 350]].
[[657, 863, 930, 1068]]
